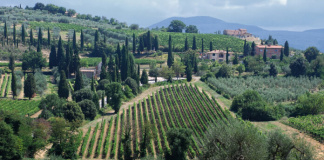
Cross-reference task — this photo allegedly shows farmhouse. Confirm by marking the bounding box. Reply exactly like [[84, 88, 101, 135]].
[[223, 29, 252, 38], [255, 44, 284, 59], [203, 50, 234, 62]]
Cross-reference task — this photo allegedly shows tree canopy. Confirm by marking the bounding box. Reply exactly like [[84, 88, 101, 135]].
[[167, 20, 186, 32]]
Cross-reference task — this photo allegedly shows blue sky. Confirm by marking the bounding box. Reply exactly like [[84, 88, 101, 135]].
[[2, 0, 324, 31]]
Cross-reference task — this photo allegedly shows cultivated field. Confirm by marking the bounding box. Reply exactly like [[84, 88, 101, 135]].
[[77, 83, 231, 159]]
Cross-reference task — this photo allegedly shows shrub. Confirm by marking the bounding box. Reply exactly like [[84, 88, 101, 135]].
[[293, 93, 324, 116], [124, 77, 138, 95], [78, 99, 97, 120], [73, 88, 93, 103]]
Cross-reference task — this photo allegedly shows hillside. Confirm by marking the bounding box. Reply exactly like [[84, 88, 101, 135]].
[[149, 16, 324, 52]]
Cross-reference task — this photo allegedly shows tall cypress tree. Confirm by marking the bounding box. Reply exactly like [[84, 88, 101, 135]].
[[47, 27, 50, 46], [125, 37, 129, 48], [104, 36, 107, 43], [132, 33, 136, 54], [280, 48, 284, 61], [201, 38, 204, 53], [21, 24, 26, 44], [100, 53, 108, 80], [233, 53, 239, 65], [284, 41, 289, 57], [192, 36, 197, 50], [263, 47, 267, 62], [91, 76, 95, 92], [94, 30, 99, 43], [186, 63, 192, 82], [108, 54, 115, 81], [184, 37, 188, 51], [147, 31, 151, 51], [116, 43, 121, 67], [243, 39, 247, 56], [167, 35, 174, 68], [226, 47, 229, 64], [128, 53, 136, 79], [154, 35, 159, 51], [49, 45, 57, 68], [29, 28, 33, 46], [24, 73, 36, 100], [73, 30, 76, 50], [210, 41, 213, 51], [65, 43, 72, 77], [57, 37, 64, 65], [4, 21, 7, 38], [58, 70, 69, 99], [121, 45, 129, 81], [74, 69, 83, 91], [13, 24, 16, 45], [38, 27, 42, 47], [11, 71, 17, 99], [139, 37, 144, 52], [137, 64, 140, 86], [115, 53, 120, 71], [251, 41, 256, 56], [80, 29, 84, 50], [72, 48, 81, 74]]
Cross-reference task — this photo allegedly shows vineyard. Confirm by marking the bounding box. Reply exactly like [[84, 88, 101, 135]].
[[285, 115, 324, 142], [0, 73, 12, 97], [0, 100, 40, 116], [77, 83, 231, 159], [207, 76, 322, 102]]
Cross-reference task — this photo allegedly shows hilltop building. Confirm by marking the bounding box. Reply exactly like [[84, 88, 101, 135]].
[[203, 50, 234, 62], [223, 29, 252, 38], [255, 44, 284, 59]]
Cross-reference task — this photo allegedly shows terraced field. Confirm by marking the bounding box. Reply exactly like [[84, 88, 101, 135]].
[[77, 83, 231, 159]]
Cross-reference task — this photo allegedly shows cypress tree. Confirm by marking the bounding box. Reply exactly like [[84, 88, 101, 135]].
[[226, 48, 229, 64], [251, 41, 256, 56], [100, 54, 108, 80], [210, 41, 213, 51], [101, 92, 105, 108], [21, 24, 26, 44], [129, 53, 136, 79], [74, 69, 83, 91], [4, 21, 7, 38], [263, 47, 267, 62], [47, 27, 50, 46], [139, 37, 144, 52], [147, 31, 151, 51], [116, 43, 121, 67], [137, 64, 140, 86], [72, 48, 81, 74], [58, 70, 69, 99], [121, 45, 129, 81], [193, 54, 198, 73], [9, 53, 14, 71], [126, 37, 129, 48], [184, 37, 188, 51], [95, 30, 99, 43], [38, 27, 42, 47], [132, 33, 136, 54], [140, 69, 148, 84], [115, 53, 120, 71], [186, 64, 192, 82], [167, 35, 174, 68], [29, 28, 33, 46], [284, 41, 289, 57], [108, 54, 115, 81], [13, 24, 16, 45], [37, 41, 41, 52], [280, 48, 284, 61], [104, 36, 107, 43], [91, 76, 95, 92], [154, 35, 159, 51], [73, 30, 76, 50], [201, 38, 204, 53], [11, 72, 17, 99], [243, 39, 247, 56], [116, 63, 121, 82], [192, 36, 197, 50], [57, 37, 64, 65], [233, 53, 239, 65], [49, 45, 57, 68], [65, 43, 72, 77], [80, 29, 84, 50], [24, 73, 36, 100]]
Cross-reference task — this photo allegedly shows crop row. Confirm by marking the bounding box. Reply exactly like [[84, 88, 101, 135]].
[[0, 73, 8, 96], [0, 100, 40, 116], [77, 84, 229, 159]]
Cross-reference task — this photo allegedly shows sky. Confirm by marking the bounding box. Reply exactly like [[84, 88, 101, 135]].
[[2, 0, 324, 31]]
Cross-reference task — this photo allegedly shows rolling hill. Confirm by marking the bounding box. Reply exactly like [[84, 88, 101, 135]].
[[149, 16, 324, 52]]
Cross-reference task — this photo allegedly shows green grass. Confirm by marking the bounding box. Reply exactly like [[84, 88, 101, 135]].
[[29, 21, 89, 32]]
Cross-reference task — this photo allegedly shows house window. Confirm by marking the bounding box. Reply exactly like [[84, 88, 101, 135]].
[[260, 49, 263, 52], [213, 53, 215, 56], [219, 54, 224, 58]]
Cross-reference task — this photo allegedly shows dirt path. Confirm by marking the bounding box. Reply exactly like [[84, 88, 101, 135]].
[[34, 143, 53, 160], [30, 109, 43, 118], [252, 121, 324, 160], [82, 127, 94, 159], [98, 121, 108, 159]]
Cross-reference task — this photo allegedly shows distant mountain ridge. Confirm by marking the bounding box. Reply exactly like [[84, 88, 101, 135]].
[[149, 16, 324, 52]]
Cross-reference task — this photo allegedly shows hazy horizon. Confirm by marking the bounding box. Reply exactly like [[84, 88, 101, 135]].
[[2, 0, 323, 31]]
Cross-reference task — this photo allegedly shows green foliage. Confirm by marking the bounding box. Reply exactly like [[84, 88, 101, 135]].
[[293, 93, 324, 116], [74, 69, 83, 91], [167, 20, 186, 32], [105, 82, 123, 113], [185, 25, 198, 33], [207, 76, 321, 102], [290, 57, 308, 77], [73, 88, 93, 103], [0, 121, 23, 160], [140, 69, 148, 85], [165, 128, 192, 160], [269, 63, 278, 77], [63, 101, 84, 122], [24, 73, 36, 100], [22, 51, 46, 72], [0, 100, 40, 116], [125, 77, 138, 95], [58, 70, 69, 99], [34, 70, 47, 96], [78, 99, 97, 120], [216, 64, 232, 78], [29, 21, 88, 32], [304, 46, 320, 63]]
